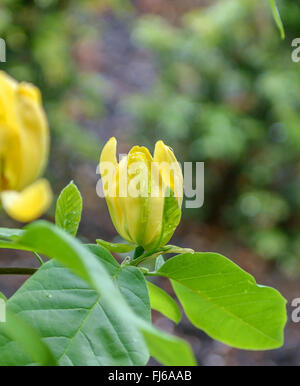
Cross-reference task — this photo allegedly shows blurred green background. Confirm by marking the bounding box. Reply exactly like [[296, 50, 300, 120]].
[[1, 0, 300, 366]]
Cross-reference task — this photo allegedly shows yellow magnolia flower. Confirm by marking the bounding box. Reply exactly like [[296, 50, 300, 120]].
[[100, 137, 183, 251], [0, 71, 52, 222]]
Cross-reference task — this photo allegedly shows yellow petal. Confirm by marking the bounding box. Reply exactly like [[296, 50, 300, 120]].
[[18, 82, 41, 103], [99, 137, 133, 243], [154, 140, 183, 206], [14, 83, 50, 189], [0, 124, 20, 190], [1, 179, 52, 223], [142, 160, 165, 249], [0, 74, 50, 192], [0, 73, 21, 190], [0, 71, 18, 126], [119, 145, 165, 249], [118, 146, 152, 245], [100, 136, 118, 166]]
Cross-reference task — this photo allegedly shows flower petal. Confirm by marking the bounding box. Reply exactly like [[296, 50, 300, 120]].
[[1, 179, 52, 222], [0, 74, 50, 191], [154, 140, 183, 206], [100, 136, 118, 166], [0, 71, 17, 126], [14, 83, 50, 189], [99, 137, 134, 243]]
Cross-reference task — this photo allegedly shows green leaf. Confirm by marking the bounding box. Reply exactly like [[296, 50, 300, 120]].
[[55, 181, 82, 236], [0, 228, 23, 240], [147, 281, 181, 323], [138, 320, 196, 366], [269, 0, 285, 39], [158, 252, 287, 350], [2, 310, 57, 366], [89, 245, 195, 365], [0, 239, 32, 251], [0, 260, 148, 365], [0, 221, 196, 366], [88, 244, 151, 322], [1, 221, 149, 366], [96, 239, 136, 253]]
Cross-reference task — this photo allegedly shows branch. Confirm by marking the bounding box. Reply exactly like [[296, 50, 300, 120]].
[[0, 267, 38, 275]]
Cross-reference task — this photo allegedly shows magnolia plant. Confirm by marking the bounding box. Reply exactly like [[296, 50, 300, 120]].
[[0, 72, 287, 366]]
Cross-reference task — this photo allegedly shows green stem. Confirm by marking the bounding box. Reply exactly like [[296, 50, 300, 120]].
[[0, 267, 38, 275], [33, 252, 44, 265]]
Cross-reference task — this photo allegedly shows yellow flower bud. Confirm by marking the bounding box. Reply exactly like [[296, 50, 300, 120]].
[[100, 137, 183, 251], [0, 71, 52, 222]]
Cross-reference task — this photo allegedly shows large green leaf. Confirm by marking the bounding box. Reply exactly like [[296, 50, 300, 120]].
[[0, 260, 148, 365], [1, 310, 57, 366], [0, 224, 148, 366], [158, 252, 287, 350], [0, 222, 196, 366], [55, 181, 82, 236], [88, 245, 196, 365], [0, 293, 54, 366], [88, 244, 151, 322], [147, 281, 181, 324]]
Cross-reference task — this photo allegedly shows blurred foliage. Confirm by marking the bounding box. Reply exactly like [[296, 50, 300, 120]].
[[128, 0, 300, 272], [0, 0, 113, 162]]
